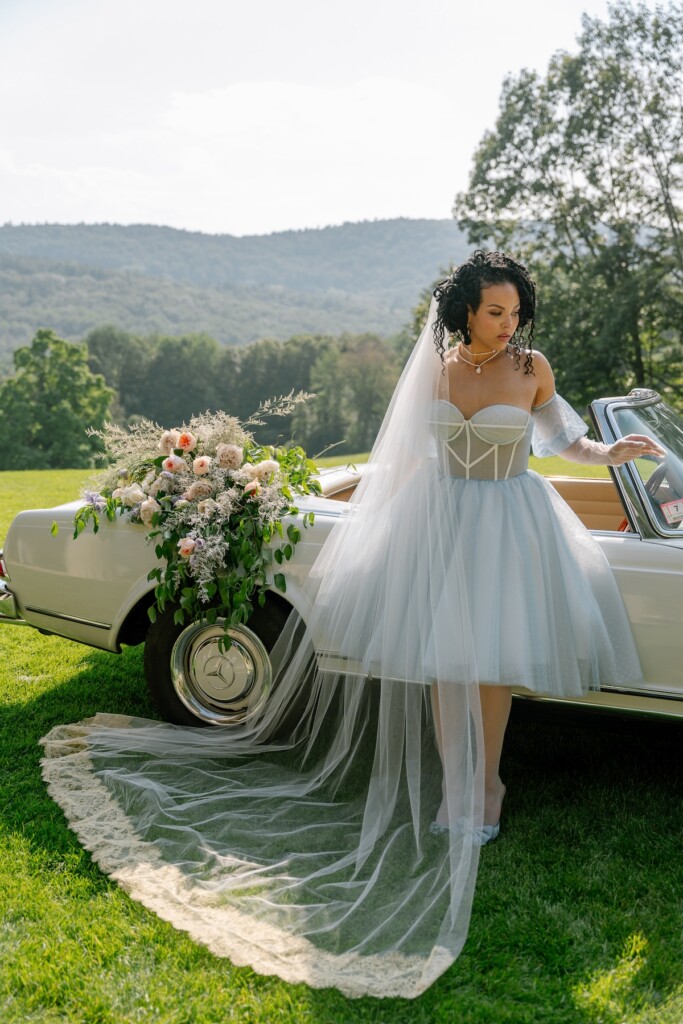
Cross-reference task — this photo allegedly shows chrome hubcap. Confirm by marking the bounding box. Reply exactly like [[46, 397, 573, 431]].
[[170, 619, 272, 725]]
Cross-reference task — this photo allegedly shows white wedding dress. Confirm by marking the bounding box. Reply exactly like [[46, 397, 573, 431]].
[[40, 301, 642, 999]]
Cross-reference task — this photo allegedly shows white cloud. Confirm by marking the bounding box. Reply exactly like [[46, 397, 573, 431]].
[[0, 0, 619, 234], [1, 78, 479, 233]]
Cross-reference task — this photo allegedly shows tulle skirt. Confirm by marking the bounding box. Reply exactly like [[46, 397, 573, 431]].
[[422, 467, 642, 693], [319, 464, 642, 697]]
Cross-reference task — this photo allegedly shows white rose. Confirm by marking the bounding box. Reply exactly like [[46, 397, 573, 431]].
[[215, 443, 244, 470], [255, 459, 280, 482], [197, 498, 219, 516], [184, 480, 213, 501], [139, 497, 161, 526], [158, 430, 180, 455], [121, 483, 146, 507]]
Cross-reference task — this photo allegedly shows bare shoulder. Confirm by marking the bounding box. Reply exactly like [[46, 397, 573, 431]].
[[529, 349, 553, 377], [528, 349, 555, 405]]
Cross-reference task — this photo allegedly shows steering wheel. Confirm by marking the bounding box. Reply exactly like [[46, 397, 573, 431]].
[[644, 460, 668, 497], [644, 456, 683, 500]]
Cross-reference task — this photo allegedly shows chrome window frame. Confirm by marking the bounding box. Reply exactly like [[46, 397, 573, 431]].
[[591, 389, 683, 541]]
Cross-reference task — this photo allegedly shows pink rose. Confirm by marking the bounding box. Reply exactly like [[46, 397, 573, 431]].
[[162, 454, 186, 473], [244, 479, 261, 498], [177, 537, 196, 558], [158, 430, 180, 455], [183, 480, 213, 501], [176, 431, 197, 452], [193, 455, 212, 476], [215, 443, 244, 470]]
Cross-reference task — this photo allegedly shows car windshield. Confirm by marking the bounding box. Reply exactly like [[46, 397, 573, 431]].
[[612, 400, 683, 531]]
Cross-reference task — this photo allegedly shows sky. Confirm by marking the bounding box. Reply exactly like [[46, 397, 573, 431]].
[[0, 0, 617, 237]]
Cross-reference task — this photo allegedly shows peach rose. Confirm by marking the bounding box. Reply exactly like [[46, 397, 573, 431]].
[[183, 480, 213, 501], [139, 497, 161, 526], [240, 463, 259, 481], [192, 455, 212, 476], [244, 479, 261, 498], [158, 430, 180, 455], [177, 537, 196, 558], [162, 454, 186, 474], [176, 431, 197, 452], [215, 443, 244, 470]]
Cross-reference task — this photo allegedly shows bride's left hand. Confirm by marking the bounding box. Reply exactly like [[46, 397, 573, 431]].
[[607, 434, 667, 465]]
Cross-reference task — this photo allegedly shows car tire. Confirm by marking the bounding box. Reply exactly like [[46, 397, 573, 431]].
[[144, 596, 292, 727]]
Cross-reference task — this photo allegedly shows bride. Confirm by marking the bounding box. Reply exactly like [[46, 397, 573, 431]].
[[40, 250, 662, 999]]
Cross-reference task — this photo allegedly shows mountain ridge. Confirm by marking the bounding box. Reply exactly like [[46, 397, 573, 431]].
[[0, 219, 469, 364]]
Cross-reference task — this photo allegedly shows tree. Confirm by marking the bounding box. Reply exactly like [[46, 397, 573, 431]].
[[134, 334, 222, 426], [339, 335, 400, 453], [454, 1, 683, 407], [0, 329, 113, 469]]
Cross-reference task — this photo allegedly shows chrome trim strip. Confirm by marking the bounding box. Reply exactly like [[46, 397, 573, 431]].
[[598, 682, 683, 701], [24, 605, 111, 630], [513, 692, 683, 721]]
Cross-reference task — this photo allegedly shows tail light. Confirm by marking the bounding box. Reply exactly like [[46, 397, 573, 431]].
[[0, 551, 8, 579]]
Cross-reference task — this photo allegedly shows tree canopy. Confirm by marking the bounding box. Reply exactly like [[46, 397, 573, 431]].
[[454, 1, 683, 408], [0, 330, 113, 470]]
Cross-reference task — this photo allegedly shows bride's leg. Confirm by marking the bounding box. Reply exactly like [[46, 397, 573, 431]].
[[431, 684, 510, 827], [478, 684, 511, 825]]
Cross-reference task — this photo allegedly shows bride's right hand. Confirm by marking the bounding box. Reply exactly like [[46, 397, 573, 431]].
[[607, 434, 667, 465]]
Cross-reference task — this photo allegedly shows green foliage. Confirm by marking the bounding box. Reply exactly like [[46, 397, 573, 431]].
[[0, 330, 113, 470], [455, 1, 683, 410]]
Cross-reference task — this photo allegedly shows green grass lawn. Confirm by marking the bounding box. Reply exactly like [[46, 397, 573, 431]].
[[1, 470, 681, 1024]]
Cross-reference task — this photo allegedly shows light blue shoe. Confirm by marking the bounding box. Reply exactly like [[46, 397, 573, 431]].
[[429, 819, 500, 846]]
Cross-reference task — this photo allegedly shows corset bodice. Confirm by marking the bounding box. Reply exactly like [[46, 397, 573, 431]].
[[430, 401, 532, 480]]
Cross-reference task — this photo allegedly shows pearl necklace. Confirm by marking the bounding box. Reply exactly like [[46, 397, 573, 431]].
[[457, 344, 505, 374]]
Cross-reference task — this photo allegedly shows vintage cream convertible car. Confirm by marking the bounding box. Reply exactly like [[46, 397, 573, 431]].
[[2, 389, 683, 725]]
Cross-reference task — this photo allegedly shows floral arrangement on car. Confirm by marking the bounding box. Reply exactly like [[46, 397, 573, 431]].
[[57, 394, 321, 638]]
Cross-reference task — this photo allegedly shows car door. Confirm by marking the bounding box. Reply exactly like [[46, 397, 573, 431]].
[[590, 390, 683, 699]]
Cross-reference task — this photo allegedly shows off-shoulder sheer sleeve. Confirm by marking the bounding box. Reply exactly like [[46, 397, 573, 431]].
[[531, 393, 588, 458]]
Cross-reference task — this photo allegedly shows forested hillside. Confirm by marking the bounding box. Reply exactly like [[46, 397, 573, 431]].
[[0, 219, 468, 365]]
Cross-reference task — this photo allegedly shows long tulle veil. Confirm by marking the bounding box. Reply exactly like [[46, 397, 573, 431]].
[[41, 296, 485, 999]]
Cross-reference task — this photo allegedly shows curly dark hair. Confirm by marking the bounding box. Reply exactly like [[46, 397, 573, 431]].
[[432, 249, 536, 374]]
